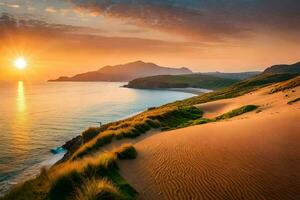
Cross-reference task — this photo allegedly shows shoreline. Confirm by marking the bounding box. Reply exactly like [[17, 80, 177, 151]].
[[0, 83, 194, 197], [55, 87, 205, 163], [167, 87, 213, 94], [122, 85, 213, 95]]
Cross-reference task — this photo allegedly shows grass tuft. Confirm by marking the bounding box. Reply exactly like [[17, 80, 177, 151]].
[[75, 178, 123, 200], [72, 106, 203, 160], [115, 144, 138, 160], [215, 105, 258, 121], [287, 97, 300, 105], [82, 127, 101, 143]]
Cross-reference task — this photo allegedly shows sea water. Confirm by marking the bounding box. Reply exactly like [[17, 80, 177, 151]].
[[0, 81, 194, 195]]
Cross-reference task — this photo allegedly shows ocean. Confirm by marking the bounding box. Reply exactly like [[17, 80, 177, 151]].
[[0, 81, 194, 195]]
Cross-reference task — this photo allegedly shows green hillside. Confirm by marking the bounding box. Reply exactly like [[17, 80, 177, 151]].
[[125, 73, 238, 90]]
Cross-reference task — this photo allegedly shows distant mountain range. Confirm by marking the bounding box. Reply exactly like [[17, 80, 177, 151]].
[[263, 61, 300, 74], [49, 61, 192, 82], [125, 61, 300, 90], [49, 60, 300, 85]]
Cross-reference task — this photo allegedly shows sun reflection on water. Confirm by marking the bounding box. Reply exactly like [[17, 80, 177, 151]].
[[10, 81, 30, 156], [17, 81, 26, 112]]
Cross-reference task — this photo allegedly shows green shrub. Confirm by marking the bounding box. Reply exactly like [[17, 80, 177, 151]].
[[115, 145, 137, 160], [76, 133, 114, 159], [82, 127, 101, 143], [192, 118, 214, 125], [133, 123, 151, 133], [75, 178, 123, 200], [49, 170, 83, 200], [145, 119, 160, 128], [287, 97, 300, 105], [215, 105, 258, 120]]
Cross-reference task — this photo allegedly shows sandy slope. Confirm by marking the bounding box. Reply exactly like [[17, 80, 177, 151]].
[[119, 86, 300, 200], [197, 84, 299, 119]]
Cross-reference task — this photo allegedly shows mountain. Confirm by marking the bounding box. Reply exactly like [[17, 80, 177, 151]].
[[203, 72, 261, 80], [124, 73, 239, 90], [49, 61, 192, 82], [124, 61, 300, 90], [264, 61, 300, 74]]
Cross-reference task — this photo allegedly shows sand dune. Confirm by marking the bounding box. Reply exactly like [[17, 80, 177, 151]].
[[119, 86, 300, 200], [197, 84, 299, 119]]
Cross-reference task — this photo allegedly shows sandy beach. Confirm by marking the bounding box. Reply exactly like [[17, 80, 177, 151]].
[[119, 85, 300, 200]]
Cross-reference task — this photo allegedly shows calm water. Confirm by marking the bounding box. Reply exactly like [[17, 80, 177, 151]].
[[0, 81, 194, 195]]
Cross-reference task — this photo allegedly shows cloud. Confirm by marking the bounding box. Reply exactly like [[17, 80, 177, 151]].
[[65, 0, 300, 41], [45, 7, 57, 13], [6, 4, 20, 8], [0, 13, 195, 53], [0, 13, 102, 36]]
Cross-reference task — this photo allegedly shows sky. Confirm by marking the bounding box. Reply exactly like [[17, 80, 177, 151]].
[[0, 0, 300, 81]]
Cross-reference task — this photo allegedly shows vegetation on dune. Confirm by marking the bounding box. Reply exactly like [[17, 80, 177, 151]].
[[75, 178, 123, 200], [115, 144, 138, 160], [215, 105, 258, 121], [287, 98, 300, 105], [191, 105, 258, 126], [66, 73, 297, 161], [270, 75, 300, 94], [74, 106, 203, 159], [171, 73, 299, 106], [82, 127, 102, 143], [2, 145, 138, 200]]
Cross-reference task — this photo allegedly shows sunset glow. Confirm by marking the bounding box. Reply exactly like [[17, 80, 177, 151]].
[[0, 1, 299, 199], [0, 1, 300, 82]]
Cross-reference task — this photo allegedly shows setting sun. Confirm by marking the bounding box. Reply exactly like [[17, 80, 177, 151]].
[[14, 57, 27, 70]]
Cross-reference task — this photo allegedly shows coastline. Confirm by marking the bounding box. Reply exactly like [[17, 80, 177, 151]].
[[55, 87, 201, 164], [122, 85, 213, 95], [167, 87, 213, 94], [0, 83, 195, 197]]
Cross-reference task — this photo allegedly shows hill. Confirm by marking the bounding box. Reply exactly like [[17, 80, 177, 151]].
[[49, 61, 192, 82], [124, 73, 238, 90], [264, 61, 300, 74], [203, 71, 260, 80], [124, 62, 300, 90]]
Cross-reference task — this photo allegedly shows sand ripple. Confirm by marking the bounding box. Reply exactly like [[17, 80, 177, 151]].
[[120, 110, 300, 200]]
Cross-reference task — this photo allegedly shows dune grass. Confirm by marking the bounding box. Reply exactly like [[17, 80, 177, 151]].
[[215, 105, 258, 120], [115, 144, 138, 160], [70, 74, 297, 161], [73, 106, 203, 159], [190, 105, 258, 126], [287, 98, 300, 105], [2, 145, 138, 200], [75, 178, 123, 200], [270, 75, 300, 94]]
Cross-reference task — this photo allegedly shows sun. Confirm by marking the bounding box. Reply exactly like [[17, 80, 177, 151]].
[[14, 57, 27, 70]]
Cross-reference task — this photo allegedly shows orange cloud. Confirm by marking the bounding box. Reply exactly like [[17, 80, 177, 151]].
[[0, 12, 299, 82]]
